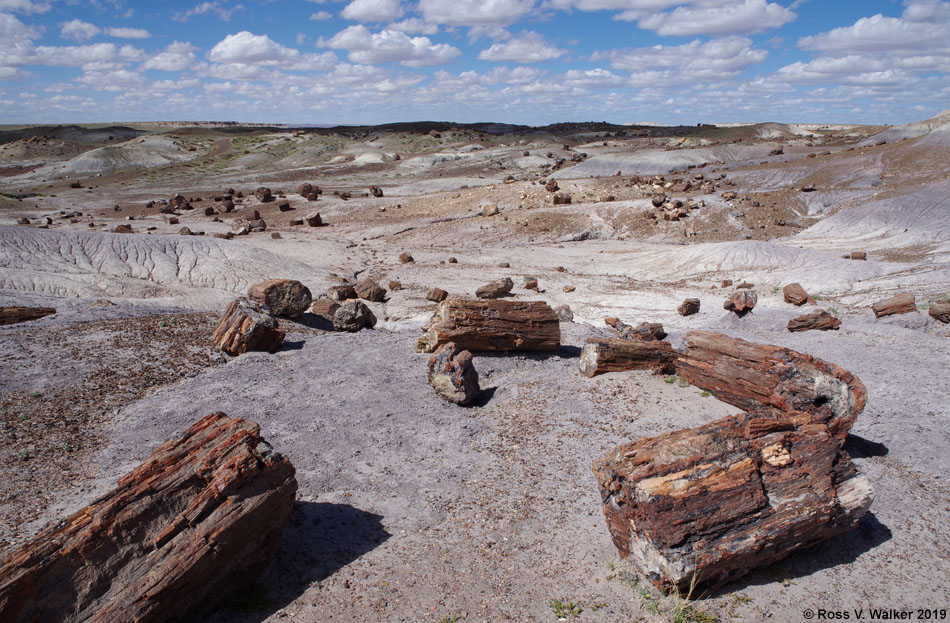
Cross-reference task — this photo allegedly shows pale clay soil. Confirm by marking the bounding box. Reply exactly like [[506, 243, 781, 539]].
[[0, 118, 948, 622]]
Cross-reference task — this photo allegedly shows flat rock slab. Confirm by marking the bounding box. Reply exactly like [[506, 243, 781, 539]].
[[0, 413, 297, 623]]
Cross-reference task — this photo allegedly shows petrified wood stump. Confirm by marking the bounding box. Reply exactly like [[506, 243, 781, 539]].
[[592, 409, 872, 593], [0, 306, 56, 326], [248, 278, 312, 318], [416, 299, 560, 353], [0, 413, 297, 623], [782, 282, 810, 306], [871, 293, 916, 318], [212, 297, 285, 355], [427, 342, 480, 405], [788, 310, 841, 332], [579, 338, 675, 377]]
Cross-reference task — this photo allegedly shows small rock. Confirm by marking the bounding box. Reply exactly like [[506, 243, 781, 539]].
[[426, 287, 448, 302], [277, 199, 293, 212], [355, 278, 386, 302], [333, 300, 376, 332], [369, 186, 384, 198], [271, 232, 282, 239], [399, 252, 414, 264], [871, 293, 916, 318], [563, 285, 575, 293], [552, 193, 571, 205], [497, 262, 510, 268], [523, 276, 539, 291], [388, 280, 401, 291], [929, 302, 950, 324], [475, 278, 513, 299], [783, 283, 810, 306], [327, 285, 358, 301], [678, 298, 701, 316], [448, 257, 458, 264], [554, 305, 573, 322], [248, 279, 313, 318], [482, 204, 499, 217], [178, 227, 193, 236], [112, 224, 133, 234], [724, 290, 757, 316], [787, 310, 841, 332], [427, 342, 480, 406]]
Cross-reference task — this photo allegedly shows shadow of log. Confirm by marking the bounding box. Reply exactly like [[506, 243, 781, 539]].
[[845, 434, 889, 458]]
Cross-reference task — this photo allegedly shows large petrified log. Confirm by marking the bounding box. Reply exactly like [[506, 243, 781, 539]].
[[416, 299, 560, 353], [212, 297, 285, 355], [787, 310, 841, 332], [871, 293, 916, 318], [248, 278, 312, 318], [592, 408, 872, 593], [579, 338, 675, 377], [675, 331, 866, 440], [427, 342, 480, 405], [0, 306, 56, 326], [0, 413, 297, 623]]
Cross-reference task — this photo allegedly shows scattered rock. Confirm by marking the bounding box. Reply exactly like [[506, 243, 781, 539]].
[[929, 302, 950, 323], [248, 279, 313, 318], [306, 212, 322, 227], [178, 227, 193, 236], [721, 279, 733, 288], [277, 199, 293, 212], [16, 217, 29, 225], [724, 290, 757, 316], [203, 206, 215, 216], [783, 283, 810, 306], [271, 232, 282, 239], [871, 293, 916, 318], [563, 285, 575, 293], [788, 310, 841, 332], [482, 204, 499, 217], [475, 277, 513, 299], [553, 305, 573, 322], [552, 193, 572, 205], [497, 262, 510, 268], [678, 298, 701, 316], [369, 185, 384, 198], [333, 300, 376, 332], [736, 282, 754, 289], [354, 278, 386, 302], [165, 216, 179, 225], [651, 192, 666, 207], [416, 299, 561, 353], [427, 342, 480, 406], [112, 224, 133, 234], [309, 299, 340, 319], [523, 276, 539, 291], [426, 287, 448, 302], [847, 251, 867, 261], [388, 280, 401, 291], [448, 257, 458, 263], [290, 218, 304, 226], [327, 285, 358, 301], [255, 187, 274, 203], [399, 252, 414, 263], [544, 179, 559, 192], [212, 297, 285, 355]]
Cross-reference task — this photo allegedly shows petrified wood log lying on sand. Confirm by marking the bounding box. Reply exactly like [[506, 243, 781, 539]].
[[591, 331, 872, 592], [0, 306, 55, 325], [416, 299, 560, 353], [212, 297, 285, 355], [871, 293, 916, 318], [579, 338, 675, 377], [0, 413, 297, 623], [787, 310, 841, 332]]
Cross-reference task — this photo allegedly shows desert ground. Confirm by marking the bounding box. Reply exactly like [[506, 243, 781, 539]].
[[1, 114, 948, 622]]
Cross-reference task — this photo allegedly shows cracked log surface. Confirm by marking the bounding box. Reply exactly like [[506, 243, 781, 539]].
[[578, 338, 675, 377], [0, 307, 55, 325], [0, 412, 297, 623], [212, 297, 285, 355], [592, 332, 872, 592], [416, 299, 560, 353]]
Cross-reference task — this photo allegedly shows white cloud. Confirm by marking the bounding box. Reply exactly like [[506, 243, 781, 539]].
[[172, 1, 242, 22], [387, 17, 439, 34], [478, 31, 565, 62], [107, 27, 151, 39], [0, 0, 51, 14], [561, 67, 625, 88], [419, 0, 536, 26], [77, 68, 147, 91], [60, 20, 150, 41], [323, 25, 461, 66], [635, 0, 795, 36], [798, 13, 949, 54], [310, 10, 333, 20], [340, 0, 404, 22], [902, 0, 950, 22], [143, 41, 199, 71], [599, 36, 767, 83], [209, 31, 303, 64]]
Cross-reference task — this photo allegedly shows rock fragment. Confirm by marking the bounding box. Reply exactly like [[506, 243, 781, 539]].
[[332, 300, 376, 332], [871, 293, 916, 318], [426, 287, 448, 302], [678, 298, 700, 316], [427, 342, 480, 406], [475, 277, 513, 299], [212, 298, 285, 355], [248, 279, 313, 318], [354, 278, 386, 302], [724, 290, 757, 316], [783, 283, 810, 306], [788, 310, 841, 332]]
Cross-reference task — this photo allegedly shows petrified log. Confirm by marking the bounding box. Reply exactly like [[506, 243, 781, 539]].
[[675, 331, 866, 440], [677, 298, 700, 316], [212, 298, 285, 355], [332, 300, 376, 332], [783, 282, 810, 306], [592, 408, 872, 593], [426, 287, 448, 302], [578, 338, 675, 377], [848, 251, 867, 260], [475, 277, 513, 299], [0, 307, 56, 326], [0, 413, 297, 623], [248, 279, 312, 318], [871, 293, 916, 318], [416, 299, 560, 353], [930, 301, 950, 324], [723, 290, 757, 316], [427, 342, 480, 406], [355, 278, 386, 302], [788, 310, 841, 332]]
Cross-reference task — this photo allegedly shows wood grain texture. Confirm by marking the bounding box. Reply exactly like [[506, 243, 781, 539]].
[[416, 299, 560, 353]]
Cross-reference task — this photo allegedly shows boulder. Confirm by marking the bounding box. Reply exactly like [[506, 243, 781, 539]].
[[426, 287, 448, 302], [332, 300, 376, 332], [872, 293, 916, 318], [475, 277, 513, 299], [678, 298, 700, 316], [427, 342, 480, 406], [297, 183, 313, 196], [306, 212, 322, 227], [354, 278, 386, 302], [212, 298, 285, 355], [788, 310, 841, 332], [248, 279, 312, 318], [416, 299, 560, 353], [724, 290, 757, 316], [783, 283, 810, 306], [255, 187, 274, 203], [929, 302, 950, 324], [0, 413, 296, 623]]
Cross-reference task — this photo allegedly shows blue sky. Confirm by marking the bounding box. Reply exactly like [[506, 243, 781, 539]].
[[0, 0, 947, 125]]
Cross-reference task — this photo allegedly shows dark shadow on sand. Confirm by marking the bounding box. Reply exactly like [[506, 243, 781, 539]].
[[844, 434, 889, 458]]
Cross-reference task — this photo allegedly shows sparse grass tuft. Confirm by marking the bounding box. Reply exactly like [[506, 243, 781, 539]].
[[550, 598, 583, 618], [665, 376, 677, 384], [438, 615, 460, 623]]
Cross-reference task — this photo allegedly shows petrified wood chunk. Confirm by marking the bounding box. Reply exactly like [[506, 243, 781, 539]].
[[622, 322, 666, 342], [0, 413, 297, 623], [333, 300, 376, 332], [578, 338, 675, 377], [788, 310, 841, 332], [309, 299, 340, 319], [354, 278, 386, 302], [475, 277, 513, 299], [0, 307, 55, 326], [416, 299, 560, 353], [248, 279, 312, 318], [327, 285, 358, 301], [212, 298, 285, 355], [723, 290, 757, 316], [426, 287, 448, 302], [871, 293, 916, 318], [369, 185, 384, 198], [592, 408, 872, 593], [427, 342, 480, 406], [677, 298, 700, 316], [675, 331, 866, 440], [783, 282, 810, 306], [306, 212, 322, 227], [929, 302, 950, 324]]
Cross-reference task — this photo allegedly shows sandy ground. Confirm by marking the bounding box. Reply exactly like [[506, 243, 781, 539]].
[[1, 116, 948, 623]]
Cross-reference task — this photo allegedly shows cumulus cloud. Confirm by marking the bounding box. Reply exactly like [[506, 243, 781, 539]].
[[798, 13, 949, 54], [0, 0, 51, 14], [61, 19, 151, 41], [172, 1, 242, 22], [598, 36, 767, 82], [209, 31, 303, 64], [478, 31, 566, 62], [386, 17, 439, 34], [340, 0, 404, 22], [142, 41, 200, 72], [635, 0, 795, 36], [419, 0, 536, 26], [310, 11, 332, 20], [322, 25, 461, 66]]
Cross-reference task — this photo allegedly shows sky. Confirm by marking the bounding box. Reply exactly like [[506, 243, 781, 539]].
[[0, 0, 948, 125]]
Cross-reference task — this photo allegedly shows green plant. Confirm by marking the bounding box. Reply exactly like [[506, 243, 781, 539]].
[[677, 379, 690, 388], [665, 376, 677, 384], [771, 286, 779, 294], [438, 615, 459, 623], [700, 390, 711, 398], [828, 307, 838, 316], [550, 598, 583, 618]]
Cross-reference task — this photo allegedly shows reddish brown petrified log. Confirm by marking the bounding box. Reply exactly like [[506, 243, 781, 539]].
[[0, 413, 297, 623], [248, 279, 312, 318], [675, 330, 866, 440], [578, 338, 675, 377], [475, 278, 513, 299], [0, 307, 55, 326], [592, 408, 872, 593], [212, 297, 285, 355], [427, 342, 480, 405], [871, 293, 916, 318], [416, 299, 560, 353], [783, 283, 810, 306], [787, 310, 841, 332], [723, 290, 757, 316]]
